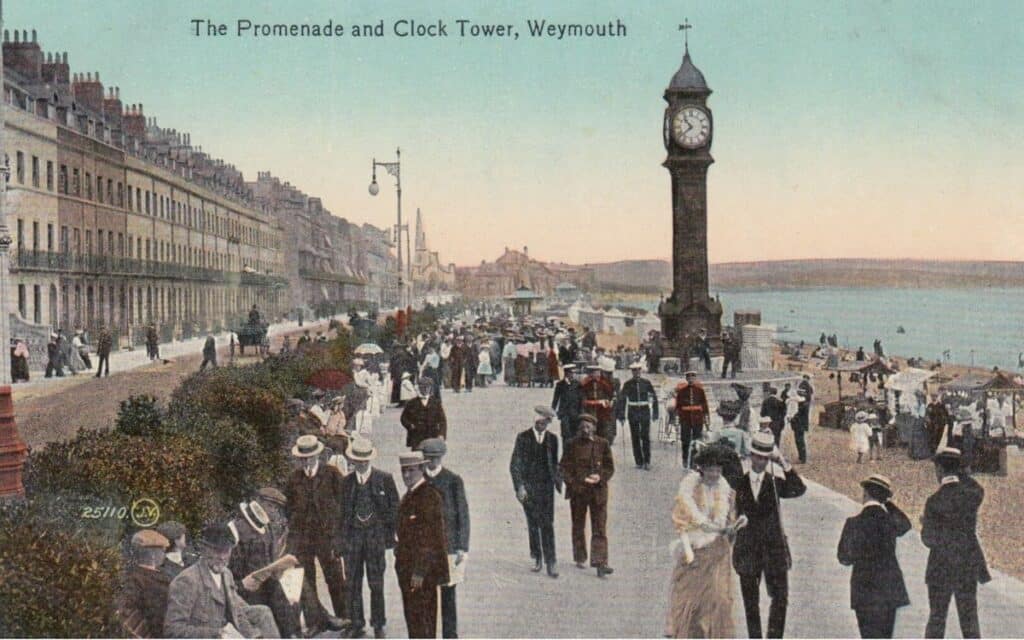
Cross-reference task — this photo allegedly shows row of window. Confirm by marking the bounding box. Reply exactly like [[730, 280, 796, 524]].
[[13, 150, 277, 251], [14, 217, 273, 273]]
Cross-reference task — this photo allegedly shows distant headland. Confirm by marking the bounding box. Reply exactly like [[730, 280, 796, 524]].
[[561, 259, 1024, 293]]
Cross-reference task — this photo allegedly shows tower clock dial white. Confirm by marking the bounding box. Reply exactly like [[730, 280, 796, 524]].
[[672, 106, 710, 149]]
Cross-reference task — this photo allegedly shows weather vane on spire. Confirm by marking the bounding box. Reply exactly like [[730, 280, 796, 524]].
[[679, 18, 692, 52]]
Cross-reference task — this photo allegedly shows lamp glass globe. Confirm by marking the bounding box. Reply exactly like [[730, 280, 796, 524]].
[[368, 181, 379, 196]]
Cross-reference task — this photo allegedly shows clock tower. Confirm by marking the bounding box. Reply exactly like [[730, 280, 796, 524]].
[[658, 30, 724, 350]]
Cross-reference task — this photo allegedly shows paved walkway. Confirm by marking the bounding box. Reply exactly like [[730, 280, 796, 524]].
[[337, 383, 1024, 638], [12, 317, 340, 403]]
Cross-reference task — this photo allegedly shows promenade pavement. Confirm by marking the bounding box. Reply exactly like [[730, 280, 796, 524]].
[[332, 381, 1024, 638]]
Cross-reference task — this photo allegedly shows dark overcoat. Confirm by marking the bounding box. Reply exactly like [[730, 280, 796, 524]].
[[395, 482, 450, 586], [921, 476, 991, 587], [731, 468, 806, 575], [428, 467, 471, 554], [284, 464, 345, 551], [837, 502, 912, 610], [400, 397, 448, 449]]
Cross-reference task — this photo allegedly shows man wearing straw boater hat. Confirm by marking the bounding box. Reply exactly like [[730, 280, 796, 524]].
[[339, 436, 399, 639], [284, 435, 348, 635], [732, 431, 806, 639], [228, 499, 300, 638], [922, 447, 990, 638], [395, 451, 449, 638], [837, 474, 912, 638]]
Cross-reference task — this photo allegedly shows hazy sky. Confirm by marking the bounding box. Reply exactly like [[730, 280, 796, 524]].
[[8, 1, 1023, 265]]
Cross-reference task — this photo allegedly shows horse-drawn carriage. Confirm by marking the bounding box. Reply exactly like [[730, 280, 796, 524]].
[[236, 318, 269, 356]]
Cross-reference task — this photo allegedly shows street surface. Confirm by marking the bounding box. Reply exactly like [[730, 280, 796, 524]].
[[338, 382, 1024, 638]]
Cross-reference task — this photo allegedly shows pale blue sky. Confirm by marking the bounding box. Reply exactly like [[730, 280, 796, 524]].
[[7, 1, 1023, 264]]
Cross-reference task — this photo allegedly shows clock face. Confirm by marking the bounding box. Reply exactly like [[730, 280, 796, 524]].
[[672, 106, 711, 149]]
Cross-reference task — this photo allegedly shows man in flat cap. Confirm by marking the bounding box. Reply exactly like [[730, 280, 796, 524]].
[[158, 520, 197, 579], [339, 436, 399, 639], [838, 474, 912, 638], [396, 452, 450, 638], [422, 438, 471, 638], [675, 371, 710, 468], [230, 500, 300, 638], [284, 435, 348, 635], [401, 378, 448, 450], [551, 364, 584, 444], [560, 413, 615, 578], [616, 362, 659, 470], [922, 448, 990, 638], [165, 523, 280, 638], [580, 364, 617, 445], [120, 529, 172, 638], [733, 431, 806, 639], [509, 405, 562, 578]]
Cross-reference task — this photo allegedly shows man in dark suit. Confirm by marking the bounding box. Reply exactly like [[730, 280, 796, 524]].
[[396, 452, 450, 638], [615, 362, 659, 469], [510, 406, 563, 578], [922, 448, 990, 639], [551, 364, 583, 444], [760, 386, 788, 446], [422, 438, 471, 638], [837, 474, 912, 638], [791, 391, 810, 463], [340, 437, 399, 639], [560, 413, 615, 578], [284, 435, 348, 635], [732, 431, 807, 638], [401, 379, 448, 450]]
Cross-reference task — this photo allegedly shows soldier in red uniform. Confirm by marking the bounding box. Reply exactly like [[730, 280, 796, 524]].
[[674, 370, 710, 467], [580, 364, 617, 445]]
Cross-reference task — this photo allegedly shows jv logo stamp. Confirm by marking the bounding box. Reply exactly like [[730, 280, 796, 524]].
[[130, 498, 161, 527]]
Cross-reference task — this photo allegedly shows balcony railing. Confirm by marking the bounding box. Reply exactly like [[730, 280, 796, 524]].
[[299, 267, 367, 286], [13, 249, 287, 288]]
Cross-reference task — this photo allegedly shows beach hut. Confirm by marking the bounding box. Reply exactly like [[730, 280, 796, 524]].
[[820, 360, 897, 429], [603, 308, 628, 335]]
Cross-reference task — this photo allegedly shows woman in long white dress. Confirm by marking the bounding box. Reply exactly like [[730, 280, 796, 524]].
[[665, 443, 746, 638]]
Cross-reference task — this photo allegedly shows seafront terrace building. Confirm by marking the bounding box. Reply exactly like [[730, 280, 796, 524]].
[[3, 28, 400, 351]]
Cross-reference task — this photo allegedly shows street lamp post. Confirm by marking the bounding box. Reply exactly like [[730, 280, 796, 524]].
[[0, 0, 29, 500], [369, 148, 411, 309]]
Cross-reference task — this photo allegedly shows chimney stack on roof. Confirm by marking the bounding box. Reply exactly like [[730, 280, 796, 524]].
[[72, 70, 105, 113], [3, 25, 45, 81]]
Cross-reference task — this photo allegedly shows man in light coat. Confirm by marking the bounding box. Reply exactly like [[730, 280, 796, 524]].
[[164, 523, 279, 639]]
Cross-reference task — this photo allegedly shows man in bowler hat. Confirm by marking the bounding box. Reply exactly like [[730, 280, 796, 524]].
[[837, 474, 912, 638]]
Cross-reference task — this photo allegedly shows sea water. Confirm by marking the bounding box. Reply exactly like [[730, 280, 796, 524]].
[[627, 288, 1024, 371]]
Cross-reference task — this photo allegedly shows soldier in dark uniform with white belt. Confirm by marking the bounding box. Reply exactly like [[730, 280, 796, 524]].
[[615, 363, 659, 470]]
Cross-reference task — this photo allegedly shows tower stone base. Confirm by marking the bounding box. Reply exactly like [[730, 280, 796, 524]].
[[658, 294, 724, 356]]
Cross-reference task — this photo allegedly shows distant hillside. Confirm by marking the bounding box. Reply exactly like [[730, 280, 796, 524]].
[[571, 259, 1024, 292]]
